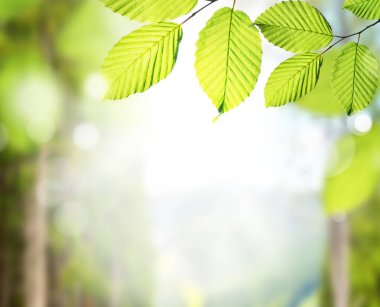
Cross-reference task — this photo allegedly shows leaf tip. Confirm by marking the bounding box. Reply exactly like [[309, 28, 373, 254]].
[[212, 114, 221, 123], [265, 100, 275, 108]]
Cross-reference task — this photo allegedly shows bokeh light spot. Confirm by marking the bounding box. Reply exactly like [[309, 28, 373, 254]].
[[73, 123, 100, 150], [347, 113, 373, 135], [26, 117, 55, 143], [84, 73, 108, 100]]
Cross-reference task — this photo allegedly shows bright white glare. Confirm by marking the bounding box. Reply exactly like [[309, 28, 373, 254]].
[[26, 117, 55, 143], [53, 202, 88, 237], [0, 124, 9, 151], [84, 73, 108, 100], [181, 284, 203, 307], [347, 112, 373, 135], [298, 125, 327, 150], [354, 113, 373, 133], [73, 123, 100, 150]]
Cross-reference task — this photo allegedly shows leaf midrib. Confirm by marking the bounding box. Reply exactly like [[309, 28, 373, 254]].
[[268, 55, 321, 103], [349, 43, 359, 115], [219, 9, 235, 113], [108, 24, 181, 84], [254, 22, 332, 37]]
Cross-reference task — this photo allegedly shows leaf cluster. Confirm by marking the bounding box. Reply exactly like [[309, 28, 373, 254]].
[[100, 0, 380, 116]]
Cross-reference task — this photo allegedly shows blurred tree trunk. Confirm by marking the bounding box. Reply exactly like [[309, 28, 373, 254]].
[[0, 190, 11, 307], [329, 216, 349, 307], [0, 156, 43, 307], [24, 148, 48, 307], [0, 180, 13, 307], [0, 0, 80, 306], [326, 3, 350, 307]]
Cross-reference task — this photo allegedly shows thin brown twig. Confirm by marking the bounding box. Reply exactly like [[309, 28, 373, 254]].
[[232, 0, 237, 10], [323, 19, 380, 54], [181, 0, 219, 25]]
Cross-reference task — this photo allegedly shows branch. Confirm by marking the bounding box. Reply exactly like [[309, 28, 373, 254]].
[[181, 0, 219, 25], [323, 19, 380, 54]]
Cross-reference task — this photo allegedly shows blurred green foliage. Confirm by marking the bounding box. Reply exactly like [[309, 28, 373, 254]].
[[324, 125, 380, 214], [350, 190, 380, 307], [0, 53, 62, 154], [0, 0, 153, 306], [0, 0, 42, 20], [56, 0, 136, 86]]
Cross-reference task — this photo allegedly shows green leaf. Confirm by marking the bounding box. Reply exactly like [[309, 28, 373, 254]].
[[102, 22, 182, 100], [332, 43, 379, 115], [324, 126, 380, 215], [195, 8, 262, 113], [343, 0, 380, 20], [100, 0, 197, 22], [254, 1, 333, 52], [265, 53, 323, 107]]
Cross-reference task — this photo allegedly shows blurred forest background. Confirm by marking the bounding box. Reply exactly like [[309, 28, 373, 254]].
[[0, 0, 379, 306]]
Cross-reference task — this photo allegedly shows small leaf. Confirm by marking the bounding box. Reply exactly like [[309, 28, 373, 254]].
[[102, 22, 182, 100], [265, 53, 323, 107], [101, 0, 197, 22], [324, 125, 380, 215], [195, 8, 262, 113], [343, 0, 380, 20], [332, 43, 379, 115], [254, 1, 333, 52]]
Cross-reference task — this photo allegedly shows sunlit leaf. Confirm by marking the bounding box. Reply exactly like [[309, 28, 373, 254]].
[[254, 1, 333, 52], [343, 0, 380, 20], [103, 22, 182, 100], [265, 53, 323, 107], [195, 8, 262, 113], [324, 126, 380, 215], [100, 0, 197, 22], [332, 43, 379, 115]]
